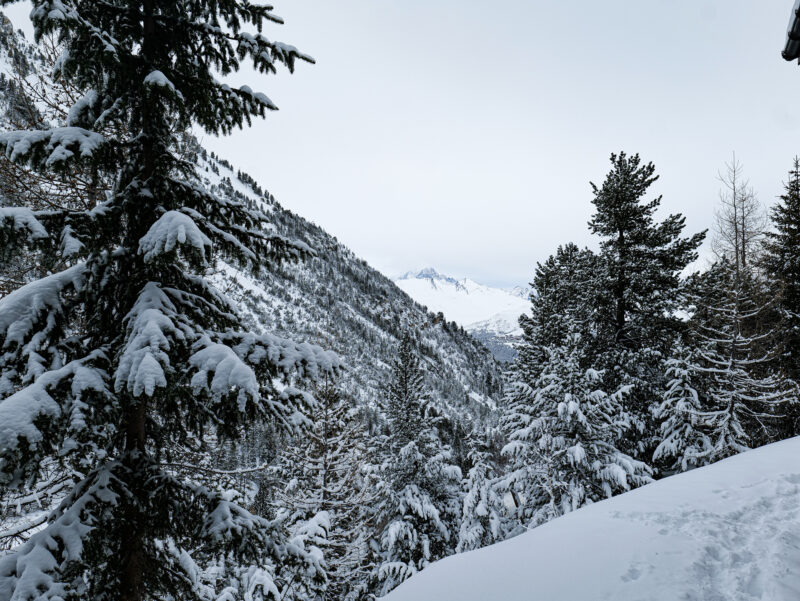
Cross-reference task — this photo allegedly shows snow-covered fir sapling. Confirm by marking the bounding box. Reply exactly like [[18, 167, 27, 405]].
[[269, 378, 374, 601], [0, 2, 338, 600], [456, 428, 503, 553], [652, 344, 712, 472]]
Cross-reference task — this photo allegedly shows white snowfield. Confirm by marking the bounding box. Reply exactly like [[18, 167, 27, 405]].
[[383, 438, 800, 601]]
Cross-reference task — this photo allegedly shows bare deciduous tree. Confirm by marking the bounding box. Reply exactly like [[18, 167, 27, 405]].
[[712, 154, 767, 273]]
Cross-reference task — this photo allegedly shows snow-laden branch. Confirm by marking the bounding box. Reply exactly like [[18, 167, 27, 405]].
[[139, 210, 212, 264], [114, 283, 188, 398], [0, 207, 49, 242], [162, 461, 271, 476], [0, 264, 85, 348], [0, 464, 120, 598], [0, 127, 105, 169], [190, 341, 259, 411], [227, 332, 341, 381], [0, 354, 106, 458]]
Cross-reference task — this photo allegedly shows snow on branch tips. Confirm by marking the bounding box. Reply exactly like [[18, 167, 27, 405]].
[[143, 70, 178, 94], [139, 211, 212, 265], [115, 283, 187, 398], [0, 465, 119, 599], [0, 355, 104, 466], [0, 128, 105, 170], [0, 208, 49, 243], [190, 341, 260, 412], [0, 265, 85, 348], [228, 332, 341, 381]]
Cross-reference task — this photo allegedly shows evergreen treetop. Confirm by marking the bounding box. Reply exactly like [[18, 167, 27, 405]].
[[589, 152, 705, 349]]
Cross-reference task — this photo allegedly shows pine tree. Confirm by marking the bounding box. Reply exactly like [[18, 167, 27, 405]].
[[508, 243, 598, 437], [588, 152, 705, 457], [369, 333, 461, 597], [456, 428, 503, 553], [765, 158, 800, 393], [500, 323, 651, 532], [0, 3, 332, 600]]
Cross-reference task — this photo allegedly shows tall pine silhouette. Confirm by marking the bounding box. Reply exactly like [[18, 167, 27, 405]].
[[589, 152, 705, 458]]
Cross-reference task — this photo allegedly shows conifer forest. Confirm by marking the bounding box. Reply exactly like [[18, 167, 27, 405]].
[[0, 2, 800, 600]]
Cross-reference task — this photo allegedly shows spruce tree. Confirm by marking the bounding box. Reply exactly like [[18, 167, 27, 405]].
[[508, 243, 598, 430], [588, 152, 705, 457], [679, 262, 795, 463], [369, 333, 461, 597], [765, 158, 800, 392], [0, 2, 331, 600], [499, 244, 604, 534]]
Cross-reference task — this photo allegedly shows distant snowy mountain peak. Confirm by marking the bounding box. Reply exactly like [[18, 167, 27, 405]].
[[403, 267, 445, 280], [394, 268, 530, 361], [506, 285, 530, 299], [399, 268, 467, 290]]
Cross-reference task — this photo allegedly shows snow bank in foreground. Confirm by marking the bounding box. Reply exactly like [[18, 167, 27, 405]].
[[383, 438, 800, 601]]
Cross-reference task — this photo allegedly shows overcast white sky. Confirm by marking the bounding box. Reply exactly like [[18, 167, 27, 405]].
[[6, 1, 800, 287]]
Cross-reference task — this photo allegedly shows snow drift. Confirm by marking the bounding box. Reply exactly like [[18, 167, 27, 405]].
[[383, 438, 800, 601]]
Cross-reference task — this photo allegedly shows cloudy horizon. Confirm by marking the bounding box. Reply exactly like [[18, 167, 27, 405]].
[[5, 1, 800, 288]]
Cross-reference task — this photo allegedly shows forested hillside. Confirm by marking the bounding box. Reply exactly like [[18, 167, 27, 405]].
[[0, 4, 798, 601], [200, 155, 502, 418]]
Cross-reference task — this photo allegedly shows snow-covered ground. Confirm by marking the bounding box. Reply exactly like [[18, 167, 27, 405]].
[[383, 438, 800, 601], [395, 268, 529, 335]]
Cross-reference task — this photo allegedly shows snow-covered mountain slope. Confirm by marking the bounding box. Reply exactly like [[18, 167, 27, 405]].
[[0, 14, 502, 423], [395, 269, 530, 361], [198, 164, 502, 419], [383, 437, 800, 601]]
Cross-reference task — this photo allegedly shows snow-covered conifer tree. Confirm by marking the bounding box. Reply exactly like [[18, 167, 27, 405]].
[[507, 243, 599, 440], [500, 323, 651, 532], [0, 2, 334, 599], [652, 344, 711, 472], [456, 428, 503, 553], [270, 378, 373, 601], [765, 158, 800, 394], [369, 333, 461, 597], [687, 263, 795, 462], [524, 242, 599, 351], [588, 152, 705, 458]]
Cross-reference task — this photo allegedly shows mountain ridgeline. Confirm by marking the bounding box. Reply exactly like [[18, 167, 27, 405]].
[[199, 155, 504, 420], [0, 13, 502, 426]]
